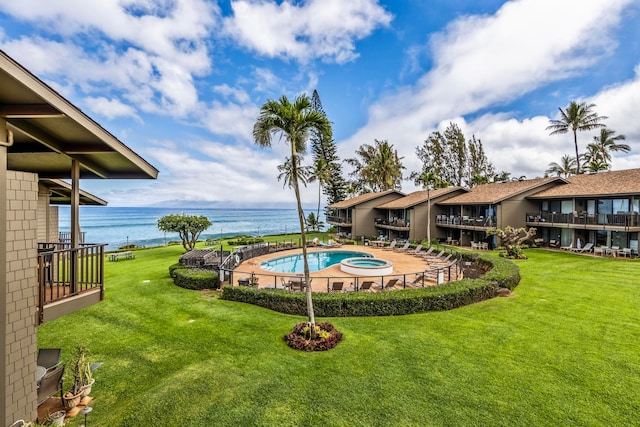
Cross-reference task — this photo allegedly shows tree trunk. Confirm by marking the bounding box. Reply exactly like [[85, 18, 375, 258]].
[[291, 146, 315, 327], [573, 130, 580, 174], [427, 188, 431, 246]]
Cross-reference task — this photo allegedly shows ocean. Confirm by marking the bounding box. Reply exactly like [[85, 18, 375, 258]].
[[58, 206, 321, 249]]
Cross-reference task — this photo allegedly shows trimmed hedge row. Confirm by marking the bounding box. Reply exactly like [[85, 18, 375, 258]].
[[173, 268, 220, 290], [169, 263, 188, 278], [220, 253, 520, 317]]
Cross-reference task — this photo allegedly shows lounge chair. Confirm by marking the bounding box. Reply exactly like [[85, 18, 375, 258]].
[[393, 242, 411, 252], [375, 278, 400, 291], [413, 247, 434, 257], [429, 254, 453, 266], [560, 243, 573, 251], [407, 244, 422, 254], [620, 248, 632, 258], [382, 241, 397, 251], [349, 280, 375, 292], [330, 281, 344, 292], [327, 239, 342, 248], [572, 242, 593, 253], [422, 249, 445, 260]]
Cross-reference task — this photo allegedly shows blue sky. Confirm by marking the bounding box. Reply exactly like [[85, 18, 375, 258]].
[[1, 0, 639, 207]]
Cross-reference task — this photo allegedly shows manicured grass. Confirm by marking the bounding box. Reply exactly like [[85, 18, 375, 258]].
[[38, 247, 640, 426]]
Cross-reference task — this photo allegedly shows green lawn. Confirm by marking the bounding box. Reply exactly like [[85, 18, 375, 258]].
[[38, 246, 640, 426]]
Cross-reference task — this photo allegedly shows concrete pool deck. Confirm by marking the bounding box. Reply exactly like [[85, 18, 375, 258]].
[[232, 245, 459, 292]]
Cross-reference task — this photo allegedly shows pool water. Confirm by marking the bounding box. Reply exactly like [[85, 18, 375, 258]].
[[260, 250, 372, 273]]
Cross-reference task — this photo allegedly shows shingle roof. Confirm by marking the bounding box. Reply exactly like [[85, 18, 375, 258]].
[[327, 189, 405, 208], [376, 187, 466, 209], [528, 168, 640, 198], [439, 177, 563, 205]]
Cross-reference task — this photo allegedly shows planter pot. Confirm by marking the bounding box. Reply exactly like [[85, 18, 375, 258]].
[[48, 410, 66, 426], [80, 378, 95, 397], [63, 390, 82, 410]]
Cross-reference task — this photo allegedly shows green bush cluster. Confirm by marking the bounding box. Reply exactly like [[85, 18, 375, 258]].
[[168, 263, 188, 278], [228, 236, 264, 245], [173, 268, 220, 290], [221, 253, 519, 317]]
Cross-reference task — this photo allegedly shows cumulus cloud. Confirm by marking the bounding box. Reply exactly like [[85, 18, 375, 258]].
[[84, 96, 141, 121], [338, 0, 635, 180], [223, 0, 392, 63], [0, 0, 216, 117]]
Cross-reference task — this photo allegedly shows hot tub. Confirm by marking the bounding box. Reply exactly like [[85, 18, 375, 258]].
[[340, 257, 393, 276]]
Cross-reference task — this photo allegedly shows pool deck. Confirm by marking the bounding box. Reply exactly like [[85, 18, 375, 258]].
[[232, 246, 457, 292]]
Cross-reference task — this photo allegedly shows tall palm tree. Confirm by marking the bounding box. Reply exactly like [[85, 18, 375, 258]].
[[308, 157, 331, 227], [586, 128, 629, 169], [416, 171, 447, 246], [545, 154, 577, 178], [253, 94, 332, 328], [546, 101, 607, 174]]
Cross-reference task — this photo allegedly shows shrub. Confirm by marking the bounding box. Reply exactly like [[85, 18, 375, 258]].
[[173, 268, 220, 290], [168, 263, 188, 278], [221, 253, 519, 317]]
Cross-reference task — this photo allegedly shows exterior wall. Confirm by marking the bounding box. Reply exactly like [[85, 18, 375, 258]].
[[500, 199, 538, 229], [5, 170, 39, 424], [411, 204, 449, 241], [352, 193, 403, 239]]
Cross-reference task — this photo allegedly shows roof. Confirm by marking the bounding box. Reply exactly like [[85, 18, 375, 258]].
[[439, 177, 563, 205], [376, 187, 466, 209], [529, 169, 640, 199], [39, 179, 107, 206], [0, 50, 158, 180], [328, 189, 404, 208]]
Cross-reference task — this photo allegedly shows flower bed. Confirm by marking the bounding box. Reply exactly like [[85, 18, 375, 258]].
[[284, 322, 343, 351]]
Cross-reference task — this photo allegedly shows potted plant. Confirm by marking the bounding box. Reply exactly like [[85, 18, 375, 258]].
[[46, 410, 66, 426], [63, 344, 94, 409]]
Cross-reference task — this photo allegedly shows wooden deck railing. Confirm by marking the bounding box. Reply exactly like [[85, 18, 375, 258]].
[[37, 243, 105, 321]]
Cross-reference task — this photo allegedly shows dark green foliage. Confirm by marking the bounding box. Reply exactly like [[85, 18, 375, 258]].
[[222, 254, 519, 317], [228, 237, 264, 245], [157, 213, 212, 252], [173, 268, 220, 290], [168, 263, 188, 278]]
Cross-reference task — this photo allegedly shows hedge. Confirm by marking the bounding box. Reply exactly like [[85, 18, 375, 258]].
[[221, 253, 520, 317], [168, 263, 188, 278], [173, 268, 220, 290]]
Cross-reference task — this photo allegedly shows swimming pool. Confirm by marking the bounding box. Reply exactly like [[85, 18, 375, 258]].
[[260, 250, 372, 273]]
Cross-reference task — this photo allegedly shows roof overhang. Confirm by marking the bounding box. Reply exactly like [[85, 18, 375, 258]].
[[40, 178, 107, 206], [0, 50, 158, 180]]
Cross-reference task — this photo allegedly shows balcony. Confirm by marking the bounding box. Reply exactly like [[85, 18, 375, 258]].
[[326, 215, 352, 226], [435, 215, 495, 228], [525, 212, 640, 229], [374, 218, 410, 231], [38, 242, 106, 324]]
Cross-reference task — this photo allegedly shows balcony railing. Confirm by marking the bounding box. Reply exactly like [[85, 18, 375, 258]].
[[374, 218, 410, 230], [326, 215, 352, 225], [435, 215, 495, 227], [38, 242, 105, 323], [525, 212, 640, 227]]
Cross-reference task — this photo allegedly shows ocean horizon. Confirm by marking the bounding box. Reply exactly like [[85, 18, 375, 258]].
[[59, 206, 324, 249]]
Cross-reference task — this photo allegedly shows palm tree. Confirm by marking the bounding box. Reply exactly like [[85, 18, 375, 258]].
[[346, 139, 405, 192], [546, 101, 607, 174], [308, 157, 331, 228], [545, 154, 577, 178], [416, 171, 447, 246], [254, 94, 331, 328], [586, 128, 629, 169], [277, 155, 311, 189]]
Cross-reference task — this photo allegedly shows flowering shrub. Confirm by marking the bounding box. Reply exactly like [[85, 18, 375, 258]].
[[284, 322, 343, 351]]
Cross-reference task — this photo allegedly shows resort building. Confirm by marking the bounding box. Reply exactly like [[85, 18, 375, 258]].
[[1, 50, 158, 424], [326, 190, 404, 240], [436, 177, 563, 247], [375, 187, 466, 242], [330, 171, 640, 254], [526, 169, 640, 253]]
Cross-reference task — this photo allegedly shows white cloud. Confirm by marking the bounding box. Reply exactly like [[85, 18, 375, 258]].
[[84, 96, 141, 121], [223, 0, 392, 63], [0, 0, 216, 117], [338, 0, 635, 181]]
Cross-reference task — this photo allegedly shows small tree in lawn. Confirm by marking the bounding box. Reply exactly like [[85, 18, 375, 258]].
[[157, 214, 212, 252], [488, 226, 537, 259]]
